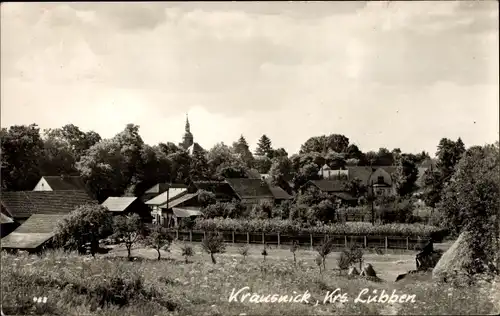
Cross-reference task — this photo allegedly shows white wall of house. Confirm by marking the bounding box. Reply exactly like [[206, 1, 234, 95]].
[[32, 178, 53, 191]]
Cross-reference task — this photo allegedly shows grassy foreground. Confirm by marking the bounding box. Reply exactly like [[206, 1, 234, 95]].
[[1, 243, 497, 316]]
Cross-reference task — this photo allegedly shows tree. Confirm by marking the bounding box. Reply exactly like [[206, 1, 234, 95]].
[[232, 135, 254, 168], [269, 156, 294, 194], [269, 148, 288, 159], [290, 240, 299, 265], [112, 214, 146, 260], [181, 242, 194, 263], [77, 124, 145, 202], [255, 134, 273, 157], [436, 137, 465, 185], [39, 135, 78, 176], [421, 167, 443, 209], [1, 124, 44, 191], [145, 227, 173, 260], [201, 232, 226, 264], [238, 245, 250, 262], [300, 134, 349, 154], [55, 204, 113, 257], [207, 143, 248, 180], [254, 156, 273, 174], [394, 154, 419, 197], [316, 236, 335, 270], [342, 178, 367, 199], [189, 149, 210, 181], [375, 148, 394, 166], [439, 143, 499, 274], [132, 144, 173, 196], [44, 124, 101, 158], [167, 151, 192, 184], [198, 190, 216, 207]]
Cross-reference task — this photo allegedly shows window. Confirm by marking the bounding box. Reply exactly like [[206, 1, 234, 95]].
[[377, 176, 384, 184]]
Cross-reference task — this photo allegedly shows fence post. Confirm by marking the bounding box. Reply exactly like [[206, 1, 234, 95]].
[[262, 232, 265, 244], [345, 236, 347, 248], [247, 232, 250, 244], [190, 230, 193, 242], [203, 231, 206, 239], [176, 229, 179, 240], [406, 237, 409, 250], [277, 232, 280, 247], [385, 236, 388, 251], [232, 231, 235, 245], [364, 235, 367, 248], [310, 234, 313, 250]]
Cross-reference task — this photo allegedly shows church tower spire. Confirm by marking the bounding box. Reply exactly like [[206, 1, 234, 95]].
[[185, 113, 190, 133], [180, 113, 194, 150]]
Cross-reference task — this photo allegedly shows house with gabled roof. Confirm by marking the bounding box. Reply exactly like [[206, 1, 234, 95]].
[[101, 197, 152, 222], [33, 176, 86, 191], [1, 190, 97, 224], [193, 181, 238, 202], [1, 214, 67, 253], [140, 183, 189, 202], [224, 178, 275, 206], [301, 179, 358, 206]]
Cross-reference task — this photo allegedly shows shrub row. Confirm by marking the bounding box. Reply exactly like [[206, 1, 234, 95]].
[[193, 218, 447, 239]]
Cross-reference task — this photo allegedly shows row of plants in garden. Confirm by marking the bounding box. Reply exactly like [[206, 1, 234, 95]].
[[192, 218, 447, 239]]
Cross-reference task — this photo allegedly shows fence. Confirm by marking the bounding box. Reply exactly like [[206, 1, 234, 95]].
[[166, 229, 430, 251]]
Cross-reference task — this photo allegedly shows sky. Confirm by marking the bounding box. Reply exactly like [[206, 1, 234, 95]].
[[1, 1, 498, 156]]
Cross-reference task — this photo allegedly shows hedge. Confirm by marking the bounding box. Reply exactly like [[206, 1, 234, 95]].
[[193, 218, 447, 240]]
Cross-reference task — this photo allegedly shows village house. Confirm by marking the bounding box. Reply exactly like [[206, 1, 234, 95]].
[[145, 184, 192, 225], [32, 175, 86, 191], [0, 190, 97, 252], [320, 165, 398, 197], [301, 179, 359, 206], [224, 178, 275, 207], [100, 197, 152, 222]]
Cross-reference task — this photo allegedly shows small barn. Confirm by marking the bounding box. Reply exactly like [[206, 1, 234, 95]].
[[163, 193, 202, 228], [302, 180, 358, 206], [193, 181, 238, 202], [1, 214, 67, 253], [32, 176, 86, 191], [140, 183, 189, 202], [101, 197, 152, 222]]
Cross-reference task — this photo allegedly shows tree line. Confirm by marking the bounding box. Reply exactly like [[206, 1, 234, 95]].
[[1, 123, 435, 202]]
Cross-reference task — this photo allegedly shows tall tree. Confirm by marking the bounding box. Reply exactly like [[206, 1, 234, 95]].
[[232, 135, 254, 168], [394, 154, 419, 197], [255, 134, 273, 157], [1, 124, 44, 191], [375, 147, 394, 166], [77, 124, 145, 202], [436, 137, 465, 184], [189, 149, 210, 181], [207, 143, 248, 180], [269, 156, 294, 194], [44, 124, 101, 158], [300, 134, 350, 154]]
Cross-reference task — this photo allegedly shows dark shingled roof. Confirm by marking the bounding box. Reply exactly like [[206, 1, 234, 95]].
[[41, 176, 86, 191], [225, 178, 274, 199], [309, 180, 349, 192], [144, 183, 187, 194], [1, 191, 96, 219], [101, 197, 137, 212], [193, 181, 237, 200], [346, 166, 396, 184], [269, 186, 292, 200], [1, 214, 67, 250]]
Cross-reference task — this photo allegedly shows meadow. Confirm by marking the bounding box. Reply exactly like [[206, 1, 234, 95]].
[[2, 242, 498, 316]]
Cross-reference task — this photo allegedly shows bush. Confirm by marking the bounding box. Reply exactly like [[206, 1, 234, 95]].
[[55, 204, 113, 256]]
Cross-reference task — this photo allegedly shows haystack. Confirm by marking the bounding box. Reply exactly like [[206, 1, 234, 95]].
[[360, 263, 377, 277], [433, 231, 478, 280]]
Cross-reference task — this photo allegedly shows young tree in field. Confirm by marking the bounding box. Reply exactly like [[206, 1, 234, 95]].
[[181, 242, 194, 264], [112, 214, 146, 261], [290, 240, 299, 265], [238, 245, 250, 262], [261, 245, 268, 262], [201, 232, 226, 264], [316, 236, 335, 271], [145, 227, 173, 260], [55, 204, 113, 257]]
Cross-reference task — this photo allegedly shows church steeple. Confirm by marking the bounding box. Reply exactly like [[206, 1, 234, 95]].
[[180, 113, 194, 150], [185, 114, 190, 133]]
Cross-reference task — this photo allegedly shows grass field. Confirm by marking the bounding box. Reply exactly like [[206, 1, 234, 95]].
[[1, 241, 498, 315]]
